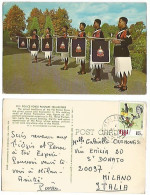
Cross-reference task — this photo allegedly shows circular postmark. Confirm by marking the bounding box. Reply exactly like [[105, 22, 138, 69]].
[[101, 114, 131, 141]]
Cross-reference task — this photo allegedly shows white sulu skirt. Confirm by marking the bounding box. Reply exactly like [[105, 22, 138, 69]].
[[115, 57, 132, 78], [31, 51, 38, 56], [45, 51, 52, 59], [90, 54, 103, 69], [61, 52, 69, 62], [76, 57, 86, 65]]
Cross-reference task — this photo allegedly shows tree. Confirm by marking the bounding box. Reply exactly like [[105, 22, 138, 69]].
[[50, 8, 72, 35], [30, 17, 40, 35], [3, 30, 10, 45], [26, 8, 45, 35], [43, 8, 50, 17], [129, 31, 146, 72], [101, 23, 118, 38], [44, 16, 54, 36], [129, 22, 146, 72], [3, 5, 26, 37], [130, 21, 146, 40], [101, 23, 110, 37], [26, 7, 72, 36], [85, 25, 94, 37]]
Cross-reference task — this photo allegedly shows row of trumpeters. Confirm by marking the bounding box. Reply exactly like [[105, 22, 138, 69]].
[[17, 36, 111, 63]]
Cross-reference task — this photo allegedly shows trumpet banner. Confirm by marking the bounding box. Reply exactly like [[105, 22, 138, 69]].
[[71, 38, 86, 57], [29, 39, 39, 51], [56, 37, 69, 53], [92, 40, 110, 63], [41, 38, 53, 52], [18, 37, 28, 49]]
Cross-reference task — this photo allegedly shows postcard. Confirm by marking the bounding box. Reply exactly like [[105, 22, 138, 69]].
[[2, 2, 147, 94], [2, 99, 146, 193]]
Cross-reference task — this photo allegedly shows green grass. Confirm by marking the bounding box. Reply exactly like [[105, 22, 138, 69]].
[[3, 42, 146, 94], [3, 41, 28, 56]]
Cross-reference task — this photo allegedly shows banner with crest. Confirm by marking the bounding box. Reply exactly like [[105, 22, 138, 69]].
[[41, 38, 53, 52], [29, 39, 39, 51], [18, 37, 28, 49], [71, 38, 86, 58], [56, 37, 69, 53], [91, 39, 110, 63]]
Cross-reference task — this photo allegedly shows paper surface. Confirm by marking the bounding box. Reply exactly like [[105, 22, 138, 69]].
[[2, 99, 146, 193]]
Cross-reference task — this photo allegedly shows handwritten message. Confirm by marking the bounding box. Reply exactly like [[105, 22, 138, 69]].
[[2, 100, 146, 193]]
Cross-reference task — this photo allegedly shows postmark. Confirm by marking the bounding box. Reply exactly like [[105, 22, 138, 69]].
[[102, 102, 144, 140], [102, 114, 128, 141]]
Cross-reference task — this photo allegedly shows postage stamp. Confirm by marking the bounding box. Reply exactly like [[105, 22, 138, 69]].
[[101, 102, 144, 140], [119, 102, 144, 137]]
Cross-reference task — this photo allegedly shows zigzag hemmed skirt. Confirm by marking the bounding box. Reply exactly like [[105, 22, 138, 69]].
[[90, 54, 103, 69], [45, 51, 52, 59], [31, 51, 38, 56], [61, 52, 69, 62], [115, 57, 132, 78], [76, 57, 86, 65]]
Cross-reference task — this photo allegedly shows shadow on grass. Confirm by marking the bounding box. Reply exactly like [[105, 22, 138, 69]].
[[68, 61, 79, 69], [101, 70, 109, 80], [52, 59, 64, 66], [85, 62, 91, 73], [89, 67, 109, 80], [38, 58, 46, 63]]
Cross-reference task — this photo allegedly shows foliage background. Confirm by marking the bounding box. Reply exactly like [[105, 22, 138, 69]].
[[3, 5, 147, 73]]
